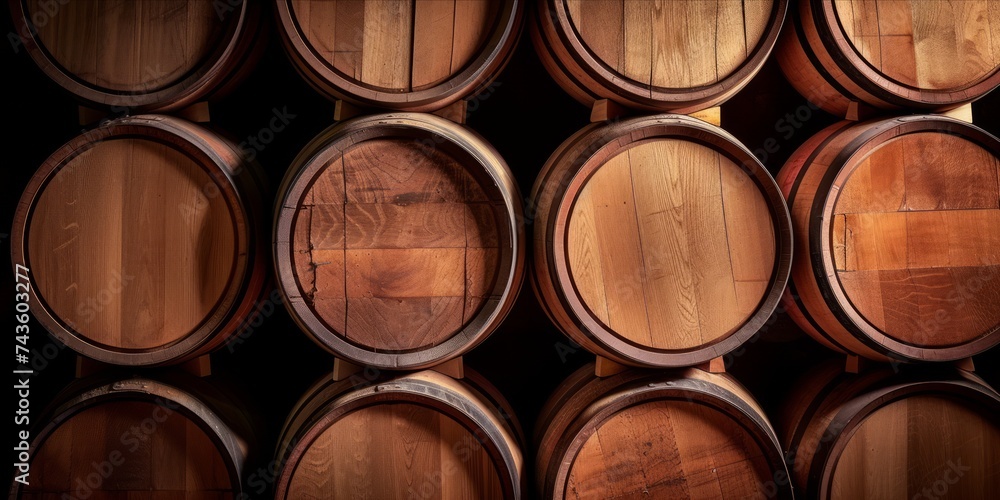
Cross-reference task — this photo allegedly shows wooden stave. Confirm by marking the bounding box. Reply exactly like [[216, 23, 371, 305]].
[[530, 114, 793, 368], [10, 114, 269, 366], [779, 115, 1000, 362], [273, 112, 525, 370], [274, 0, 523, 112], [530, 0, 789, 113], [273, 369, 525, 499], [778, 363, 1000, 499], [8, 0, 263, 113], [9, 373, 257, 499], [778, 0, 1000, 116], [535, 364, 793, 500]]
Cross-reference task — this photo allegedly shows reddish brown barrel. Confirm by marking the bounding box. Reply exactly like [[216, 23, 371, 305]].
[[536, 364, 793, 499], [274, 113, 525, 370], [779, 0, 1000, 116], [275, 0, 523, 111], [275, 369, 524, 499], [9, 0, 261, 112], [532, 114, 792, 367], [11, 115, 268, 366], [531, 0, 788, 113], [777, 115, 1000, 362], [779, 362, 1000, 499], [11, 374, 257, 499]]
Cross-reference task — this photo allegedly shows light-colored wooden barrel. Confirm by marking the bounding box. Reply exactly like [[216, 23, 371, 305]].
[[776, 115, 1000, 363], [531, 114, 792, 367], [274, 113, 524, 370], [779, 362, 1000, 499], [9, 0, 261, 112], [275, 369, 524, 499], [779, 0, 1000, 116], [536, 364, 793, 499], [275, 0, 522, 111], [12, 374, 256, 499], [11, 115, 268, 366], [531, 0, 788, 113]]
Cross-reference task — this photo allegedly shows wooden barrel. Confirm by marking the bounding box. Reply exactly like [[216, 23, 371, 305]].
[[274, 369, 524, 499], [777, 115, 1000, 362], [274, 113, 525, 370], [536, 364, 793, 499], [275, 0, 523, 111], [531, 0, 789, 113], [9, 0, 262, 112], [531, 114, 792, 367], [12, 374, 256, 499], [779, 362, 1000, 499], [11, 115, 268, 366], [779, 0, 1000, 116]]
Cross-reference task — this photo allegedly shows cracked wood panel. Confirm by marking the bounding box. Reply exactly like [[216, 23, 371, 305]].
[[565, 0, 774, 88], [565, 400, 773, 499], [286, 403, 502, 499], [27, 138, 236, 349], [567, 139, 776, 350], [292, 137, 500, 351], [834, 0, 1000, 91], [25, 0, 227, 92], [22, 401, 233, 499], [833, 132, 1000, 347], [289, 0, 501, 91], [831, 395, 1000, 500]]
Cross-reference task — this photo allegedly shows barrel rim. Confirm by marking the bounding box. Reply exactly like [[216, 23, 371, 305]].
[[273, 373, 521, 499], [536, 0, 789, 111], [10, 115, 256, 365], [809, 115, 1000, 361], [812, 0, 1000, 107], [10, 376, 248, 498], [543, 374, 793, 499], [543, 114, 793, 367], [274, 0, 523, 111], [8, 0, 257, 111], [273, 112, 525, 370]]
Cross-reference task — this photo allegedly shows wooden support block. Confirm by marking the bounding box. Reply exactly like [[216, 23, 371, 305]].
[[332, 357, 364, 381], [845, 101, 879, 121], [590, 99, 630, 123], [941, 103, 973, 124], [429, 356, 465, 379], [334, 100, 372, 121], [955, 357, 976, 372], [594, 355, 629, 377], [176, 101, 211, 123], [78, 106, 107, 126], [689, 106, 721, 127], [696, 356, 726, 373], [432, 100, 467, 124], [75, 356, 107, 378], [845, 354, 868, 374], [178, 354, 212, 377]]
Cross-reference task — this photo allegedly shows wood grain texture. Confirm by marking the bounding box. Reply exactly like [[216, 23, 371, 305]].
[[280, 0, 516, 110], [533, 115, 790, 367], [276, 114, 524, 369], [536, 365, 792, 499], [533, 0, 786, 112], [778, 0, 1000, 116], [291, 138, 499, 352], [566, 140, 776, 350], [779, 363, 1000, 500], [13, 116, 268, 366], [14, 0, 259, 111], [779, 116, 1000, 361], [275, 369, 523, 500]]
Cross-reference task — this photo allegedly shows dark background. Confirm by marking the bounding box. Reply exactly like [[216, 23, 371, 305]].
[[4, 3, 999, 498]]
